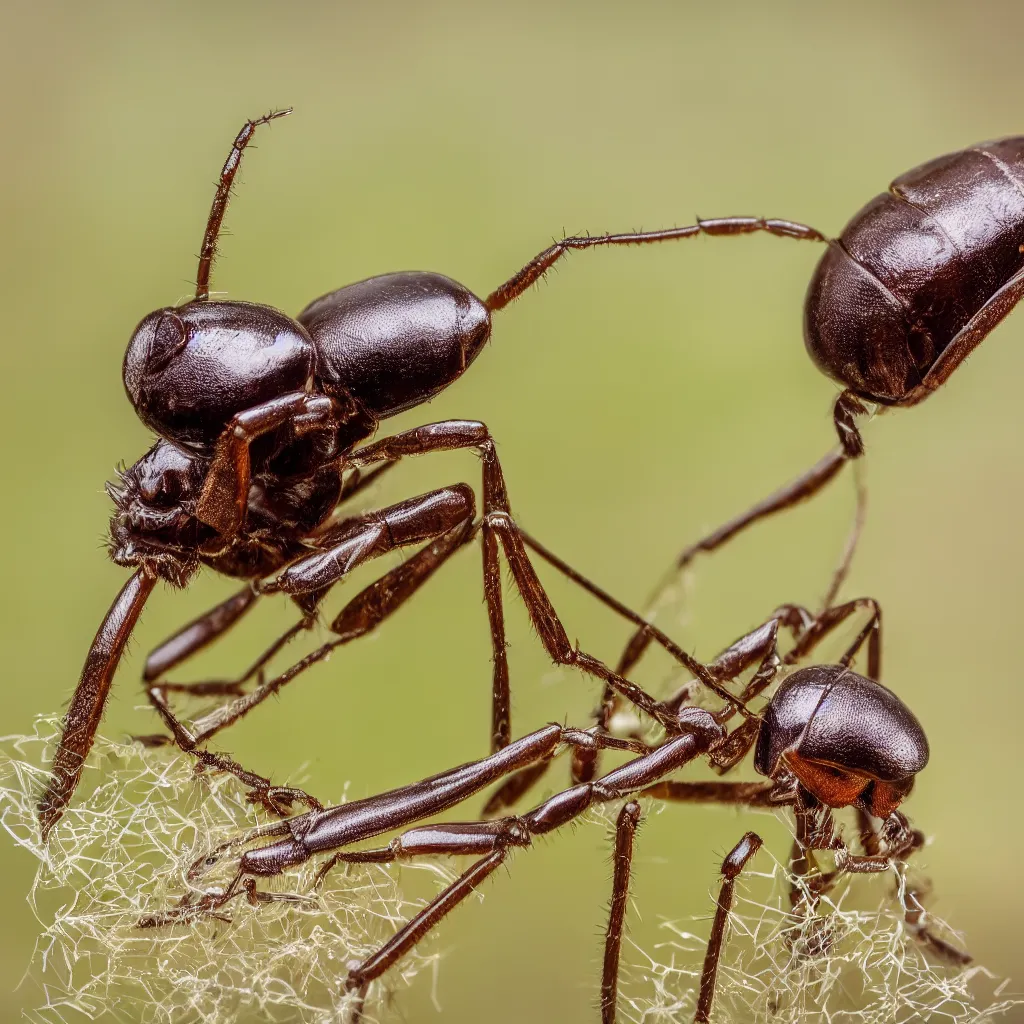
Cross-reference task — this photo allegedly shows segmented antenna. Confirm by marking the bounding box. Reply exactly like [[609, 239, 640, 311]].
[[195, 108, 292, 302]]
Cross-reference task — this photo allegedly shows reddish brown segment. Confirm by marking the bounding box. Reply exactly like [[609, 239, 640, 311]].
[[38, 567, 157, 839], [782, 751, 872, 810]]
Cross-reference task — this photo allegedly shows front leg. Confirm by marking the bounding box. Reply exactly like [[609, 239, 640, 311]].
[[196, 390, 371, 537], [38, 567, 158, 840]]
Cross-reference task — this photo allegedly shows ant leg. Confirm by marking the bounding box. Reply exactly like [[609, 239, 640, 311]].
[[485, 217, 825, 311], [601, 801, 642, 1024], [260, 485, 475, 597], [352, 421, 785, 707], [489, 513, 709, 733], [339, 725, 720, 997], [819, 459, 867, 611], [137, 618, 316, 751], [350, 422, 745, 732], [834, 810, 921, 874], [143, 586, 259, 684], [783, 597, 882, 680], [145, 683, 323, 816], [354, 425, 517, 751], [316, 817, 531, 885], [694, 833, 763, 1024], [614, 447, 850, 687], [139, 617, 309, 731], [642, 780, 776, 807], [482, 518, 511, 750], [195, 390, 375, 537], [39, 567, 158, 841], [144, 486, 476, 761], [194, 109, 291, 301], [152, 516, 475, 757], [833, 389, 870, 459], [483, 730, 654, 817], [345, 849, 509, 994], [140, 464, 400, 722], [143, 491, 478, 801], [851, 809, 970, 965], [182, 520, 476, 749], [902, 265, 1024, 407], [663, 634, 785, 784], [783, 796, 837, 939], [565, 608, 790, 786], [506, 527, 750, 714], [337, 459, 397, 504]]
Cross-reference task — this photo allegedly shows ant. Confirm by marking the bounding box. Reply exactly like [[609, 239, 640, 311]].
[[613, 135, 1024, 675], [38, 108, 825, 840], [140, 599, 963, 1023]]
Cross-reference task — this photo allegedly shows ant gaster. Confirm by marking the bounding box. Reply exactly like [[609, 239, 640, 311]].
[[39, 109, 824, 839], [140, 659, 945, 1023]]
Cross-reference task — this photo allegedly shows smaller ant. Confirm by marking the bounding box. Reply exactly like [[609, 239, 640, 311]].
[[141, 606, 964, 1023]]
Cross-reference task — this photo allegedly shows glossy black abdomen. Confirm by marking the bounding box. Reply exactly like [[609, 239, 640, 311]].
[[300, 271, 491, 419], [805, 138, 1024, 403]]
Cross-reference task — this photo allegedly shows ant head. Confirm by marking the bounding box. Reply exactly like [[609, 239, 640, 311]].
[[754, 665, 928, 818], [107, 440, 216, 585], [122, 301, 316, 449]]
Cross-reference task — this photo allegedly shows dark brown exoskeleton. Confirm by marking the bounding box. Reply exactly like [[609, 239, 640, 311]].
[[40, 109, 818, 839], [611, 136, 1024, 706], [140, 649, 958, 1024]]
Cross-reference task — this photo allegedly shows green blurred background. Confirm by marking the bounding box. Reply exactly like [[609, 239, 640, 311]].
[[2, 1, 1023, 1019]]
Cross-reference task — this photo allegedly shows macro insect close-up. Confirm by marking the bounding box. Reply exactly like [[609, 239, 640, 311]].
[[36, 106, 823, 840], [2, 5, 1024, 1024]]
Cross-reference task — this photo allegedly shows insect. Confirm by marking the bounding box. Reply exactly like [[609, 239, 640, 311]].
[[140, 609, 960, 1023], [38, 108, 825, 840], [614, 136, 1024, 673]]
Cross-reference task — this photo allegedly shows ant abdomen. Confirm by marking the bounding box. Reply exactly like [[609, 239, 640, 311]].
[[805, 136, 1024, 404], [298, 271, 491, 419]]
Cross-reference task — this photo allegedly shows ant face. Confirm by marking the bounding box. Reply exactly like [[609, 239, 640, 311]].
[[107, 441, 215, 585]]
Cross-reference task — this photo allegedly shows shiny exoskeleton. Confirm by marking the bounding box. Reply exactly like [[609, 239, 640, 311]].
[[41, 109, 820, 840], [140, 655, 946, 1024]]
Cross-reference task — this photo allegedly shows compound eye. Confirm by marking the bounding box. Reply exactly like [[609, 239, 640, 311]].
[[146, 311, 187, 375]]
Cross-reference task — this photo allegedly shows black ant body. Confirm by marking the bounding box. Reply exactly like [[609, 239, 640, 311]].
[[39, 109, 824, 839]]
